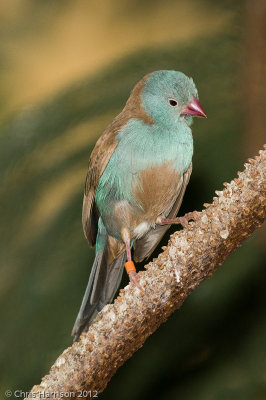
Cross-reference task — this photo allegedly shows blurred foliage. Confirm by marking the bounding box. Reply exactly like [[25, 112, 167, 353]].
[[0, 1, 265, 399]]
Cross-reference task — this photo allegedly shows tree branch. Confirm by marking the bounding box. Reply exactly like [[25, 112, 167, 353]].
[[26, 148, 265, 399]]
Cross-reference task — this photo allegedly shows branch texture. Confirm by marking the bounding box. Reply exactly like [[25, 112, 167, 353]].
[[27, 148, 265, 399]]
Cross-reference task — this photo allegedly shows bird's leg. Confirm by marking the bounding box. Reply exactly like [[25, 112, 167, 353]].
[[156, 211, 201, 228], [121, 227, 142, 290]]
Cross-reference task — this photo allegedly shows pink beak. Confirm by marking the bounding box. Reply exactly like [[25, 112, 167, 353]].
[[180, 97, 207, 118]]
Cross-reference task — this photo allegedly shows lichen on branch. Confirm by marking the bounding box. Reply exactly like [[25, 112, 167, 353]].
[[27, 147, 265, 399]]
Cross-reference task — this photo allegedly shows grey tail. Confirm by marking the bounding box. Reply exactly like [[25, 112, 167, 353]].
[[71, 247, 126, 342]]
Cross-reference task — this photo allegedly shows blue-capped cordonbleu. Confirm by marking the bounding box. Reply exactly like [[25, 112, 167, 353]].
[[72, 70, 206, 341]]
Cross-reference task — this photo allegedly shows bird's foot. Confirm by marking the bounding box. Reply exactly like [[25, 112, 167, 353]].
[[125, 261, 143, 291], [128, 269, 143, 292], [156, 211, 201, 228]]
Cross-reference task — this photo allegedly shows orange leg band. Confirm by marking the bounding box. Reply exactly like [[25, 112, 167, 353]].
[[125, 260, 136, 274]]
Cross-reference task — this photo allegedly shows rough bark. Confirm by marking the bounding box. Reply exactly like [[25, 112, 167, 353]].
[[26, 148, 265, 399]]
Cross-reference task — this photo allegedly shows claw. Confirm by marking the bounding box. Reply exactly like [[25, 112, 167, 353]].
[[129, 270, 143, 292], [176, 216, 189, 227], [182, 211, 201, 223]]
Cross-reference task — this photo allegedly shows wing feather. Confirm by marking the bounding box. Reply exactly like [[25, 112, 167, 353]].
[[82, 75, 154, 246], [82, 126, 119, 246]]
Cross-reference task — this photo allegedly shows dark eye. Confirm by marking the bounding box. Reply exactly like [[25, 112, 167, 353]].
[[169, 99, 177, 106]]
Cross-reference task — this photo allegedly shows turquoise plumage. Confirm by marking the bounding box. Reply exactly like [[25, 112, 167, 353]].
[[72, 70, 206, 341], [95, 118, 193, 208]]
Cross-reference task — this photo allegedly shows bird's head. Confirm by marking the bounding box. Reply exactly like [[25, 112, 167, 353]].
[[141, 70, 206, 127]]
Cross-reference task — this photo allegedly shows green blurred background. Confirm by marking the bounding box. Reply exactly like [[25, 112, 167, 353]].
[[0, 1, 265, 399]]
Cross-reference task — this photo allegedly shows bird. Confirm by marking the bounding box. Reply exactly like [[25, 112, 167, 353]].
[[72, 70, 206, 341]]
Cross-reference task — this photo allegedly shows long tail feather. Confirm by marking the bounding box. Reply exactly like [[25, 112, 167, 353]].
[[72, 245, 126, 342]]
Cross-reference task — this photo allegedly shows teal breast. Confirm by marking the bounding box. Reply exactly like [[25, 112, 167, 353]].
[[95, 118, 193, 220]]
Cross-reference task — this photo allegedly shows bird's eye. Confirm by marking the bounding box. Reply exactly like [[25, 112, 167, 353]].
[[169, 99, 177, 106]]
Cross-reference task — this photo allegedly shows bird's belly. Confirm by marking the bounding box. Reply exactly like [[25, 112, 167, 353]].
[[133, 221, 150, 239], [99, 162, 182, 241]]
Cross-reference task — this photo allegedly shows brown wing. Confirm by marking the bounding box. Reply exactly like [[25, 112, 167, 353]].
[[133, 163, 192, 262], [82, 75, 154, 246], [82, 126, 119, 246]]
